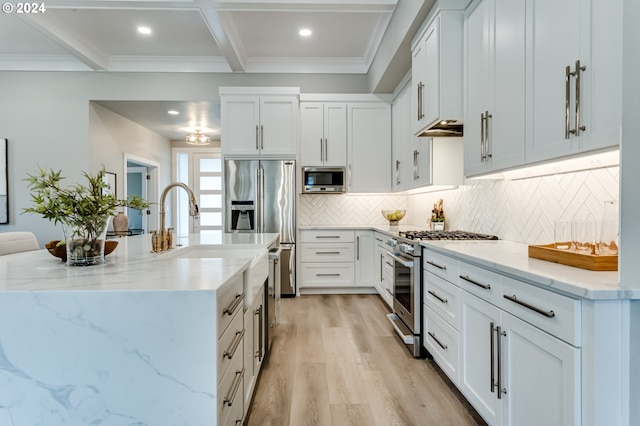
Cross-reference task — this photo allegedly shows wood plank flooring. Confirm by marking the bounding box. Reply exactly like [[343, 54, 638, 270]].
[[246, 294, 486, 426]]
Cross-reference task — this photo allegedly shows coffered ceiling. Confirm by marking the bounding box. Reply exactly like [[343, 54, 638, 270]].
[[0, 0, 398, 73], [1, 0, 433, 141]]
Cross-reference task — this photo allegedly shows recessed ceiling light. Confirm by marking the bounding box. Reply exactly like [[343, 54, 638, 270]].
[[299, 28, 312, 37], [137, 26, 152, 35], [168, 110, 179, 115]]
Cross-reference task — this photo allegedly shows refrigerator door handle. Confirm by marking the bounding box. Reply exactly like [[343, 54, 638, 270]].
[[259, 166, 265, 233]]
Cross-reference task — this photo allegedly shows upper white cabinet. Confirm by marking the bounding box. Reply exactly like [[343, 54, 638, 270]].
[[220, 88, 299, 157], [348, 102, 392, 193], [526, 0, 622, 163], [463, 0, 622, 176], [393, 81, 463, 191], [464, 0, 526, 176], [300, 103, 347, 167], [411, 1, 466, 135]]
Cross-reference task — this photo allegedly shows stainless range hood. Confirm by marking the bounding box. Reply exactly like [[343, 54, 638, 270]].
[[417, 119, 463, 137]]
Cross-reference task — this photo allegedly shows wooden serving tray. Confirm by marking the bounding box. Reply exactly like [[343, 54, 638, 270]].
[[528, 243, 618, 271]]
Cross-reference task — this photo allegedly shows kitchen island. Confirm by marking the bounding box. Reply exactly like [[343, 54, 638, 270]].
[[0, 232, 278, 426]]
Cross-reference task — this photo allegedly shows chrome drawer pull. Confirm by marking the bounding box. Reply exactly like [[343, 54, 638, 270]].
[[426, 260, 446, 270], [459, 275, 491, 290], [385, 288, 393, 295], [223, 367, 245, 407], [223, 292, 245, 316], [427, 290, 448, 304], [315, 235, 340, 239], [428, 331, 448, 350], [316, 273, 340, 277], [503, 294, 555, 318], [223, 329, 245, 359], [315, 251, 341, 255]]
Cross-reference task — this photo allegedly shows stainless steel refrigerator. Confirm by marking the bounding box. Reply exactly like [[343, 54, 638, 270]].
[[224, 160, 296, 296]]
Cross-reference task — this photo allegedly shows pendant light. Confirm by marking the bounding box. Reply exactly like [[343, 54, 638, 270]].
[[185, 129, 210, 145]]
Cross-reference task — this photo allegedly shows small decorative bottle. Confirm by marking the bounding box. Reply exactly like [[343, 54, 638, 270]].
[[113, 211, 129, 236]]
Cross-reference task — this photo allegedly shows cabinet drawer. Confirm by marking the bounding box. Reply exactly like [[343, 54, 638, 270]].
[[424, 306, 459, 385], [374, 232, 391, 249], [423, 248, 458, 282], [218, 345, 244, 426], [424, 271, 460, 330], [300, 229, 355, 243], [501, 277, 581, 346], [218, 309, 244, 384], [224, 395, 244, 426], [217, 274, 245, 338], [300, 243, 354, 262], [299, 263, 355, 287], [458, 261, 503, 306]]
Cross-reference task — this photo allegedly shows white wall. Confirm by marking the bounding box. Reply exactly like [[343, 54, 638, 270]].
[[90, 102, 172, 198], [0, 71, 371, 244]]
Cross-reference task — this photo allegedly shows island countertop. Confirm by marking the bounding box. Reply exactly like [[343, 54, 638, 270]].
[[0, 232, 279, 292]]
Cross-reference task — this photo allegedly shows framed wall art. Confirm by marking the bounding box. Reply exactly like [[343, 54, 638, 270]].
[[0, 139, 7, 224]]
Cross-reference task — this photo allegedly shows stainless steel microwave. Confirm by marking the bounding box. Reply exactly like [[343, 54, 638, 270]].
[[301, 167, 346, 193]]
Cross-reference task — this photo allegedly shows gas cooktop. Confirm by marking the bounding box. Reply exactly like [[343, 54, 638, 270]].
[[398, 230, 499, 241]]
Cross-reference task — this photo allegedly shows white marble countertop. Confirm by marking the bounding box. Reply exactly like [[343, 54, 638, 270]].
[[420, 240, 636, 300], [0, 232, 279, 292], [299, 224, 635, 300]]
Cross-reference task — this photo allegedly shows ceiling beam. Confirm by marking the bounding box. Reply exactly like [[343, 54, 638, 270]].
[[18, 13, 110, 70], [198, 1, 246, 72]]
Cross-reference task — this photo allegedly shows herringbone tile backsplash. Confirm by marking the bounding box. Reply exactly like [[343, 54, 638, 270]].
[[298, 166, 619, 245]]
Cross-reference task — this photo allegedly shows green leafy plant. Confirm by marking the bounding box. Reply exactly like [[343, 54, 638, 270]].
[[23, 166, 149, 264]]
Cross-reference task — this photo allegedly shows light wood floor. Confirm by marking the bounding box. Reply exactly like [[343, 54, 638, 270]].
[[246, 294, 486, 426]]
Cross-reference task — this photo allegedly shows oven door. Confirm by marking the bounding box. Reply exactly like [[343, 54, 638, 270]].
[[388, 251, 416, 333]]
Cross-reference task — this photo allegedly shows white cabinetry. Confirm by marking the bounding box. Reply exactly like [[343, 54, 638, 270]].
[[217, 274, 245, 426], [220, 88, 298, 157], [373, 232, 393, 307], [412, 1, 465, 135], [464, 0, 526, 177], [355, 230, 373, 287], [299, 230, 355, 291], [423, 247, 581, 426], [463, 0, 622, 176], [526, 0, 622, 163], [347, 103, 391, 193], [393, 82, 463, 191], [300, 103, 347, 167]]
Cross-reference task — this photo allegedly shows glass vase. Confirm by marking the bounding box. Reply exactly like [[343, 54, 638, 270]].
[[599, 201, 619, 256], [62, 216, 111, 266]]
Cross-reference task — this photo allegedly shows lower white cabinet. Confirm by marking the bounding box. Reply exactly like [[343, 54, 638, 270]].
[[244, 284, 265, 416], [373, 233, 393, 307], [355, 230, 373, 287], [299, 229, 377, 292], [459, 291, 580, 426]]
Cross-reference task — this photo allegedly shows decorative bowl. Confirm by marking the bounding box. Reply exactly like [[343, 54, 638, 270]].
[[381, 209, 406, 226], [46, 240, 118, 262]]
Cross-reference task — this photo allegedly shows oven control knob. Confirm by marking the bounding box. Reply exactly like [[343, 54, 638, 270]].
[[398, 244, 414, 254], [386, 239, 397, 247]]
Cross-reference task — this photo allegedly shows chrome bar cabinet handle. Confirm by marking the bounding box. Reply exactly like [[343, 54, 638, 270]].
[[223, 329, 245, 359], [497, 326, 505, 399], [428, 331, 448, 350], [260, 125, 264, 149], [427, 290, 448, 304], [484, 111, 492, 159], [490, 322, 496, 393], [324, 138, 328, 162], [356, 236, 360, 260], [395, 160, 401, 185], [574, 60, 586, 136], [503, 294, 555, 318], [320, 138, 324, 161], [480, 112, 486, 162], [256, 124, 260, 150], [426, 260, 446, 270], [459, 274, 491, 290], [565, 65, 572, 139], [223, 293, 245, 316], [223, 368, 245, 406]]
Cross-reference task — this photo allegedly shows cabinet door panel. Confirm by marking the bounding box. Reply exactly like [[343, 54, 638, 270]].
[[354, 231, 373, 287], [324, 103, 347, 167], [221, 96, 260, 156], [348, 103, 391, 193], [259, 97, 297, 156], [464, 0, 491, 176], [491, 0, 526, 170], [502, 312, 580, 426], [423, 17, 441, 128], [527, 0, 581, 162], [300, 103, 325, 166], [460, 291, 501, 426], [412, 41, 426, 134]]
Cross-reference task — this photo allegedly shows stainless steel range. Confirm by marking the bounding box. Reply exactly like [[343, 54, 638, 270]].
[[386, 230, 498, 358]]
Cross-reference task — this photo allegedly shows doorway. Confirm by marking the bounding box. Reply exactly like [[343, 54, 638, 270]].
[[124, 153, 159, 234]]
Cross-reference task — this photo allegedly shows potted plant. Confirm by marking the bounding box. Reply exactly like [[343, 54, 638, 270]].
[[23, 166, 148, 266]]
